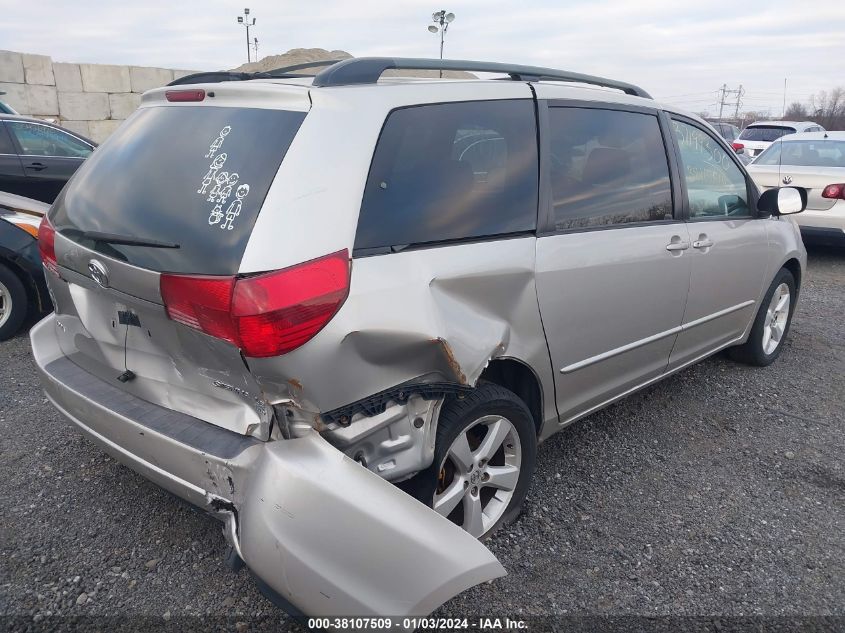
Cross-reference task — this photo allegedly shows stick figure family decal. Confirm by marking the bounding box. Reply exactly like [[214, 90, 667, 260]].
[[197, 126, 251, 231]]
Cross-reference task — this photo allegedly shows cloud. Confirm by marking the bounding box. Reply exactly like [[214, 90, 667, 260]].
[[2, 0, 843, 115]]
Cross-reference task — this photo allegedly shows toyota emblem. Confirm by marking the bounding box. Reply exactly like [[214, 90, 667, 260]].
[[88, 259, 109, 288]]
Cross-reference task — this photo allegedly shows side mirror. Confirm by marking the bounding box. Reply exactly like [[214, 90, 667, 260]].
[[757, 186, 807, 216]]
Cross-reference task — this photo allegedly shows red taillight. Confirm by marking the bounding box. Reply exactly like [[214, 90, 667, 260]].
[[165, 89, 205, 102], [821, 183, 845, 200], [731, 142, 744, 152], [160, 250, 350, 358], [37, 215, 58, 275]]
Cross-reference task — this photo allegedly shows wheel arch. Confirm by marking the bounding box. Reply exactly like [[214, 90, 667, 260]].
[[782, 257, 802, 293], [478, 357, 544, 437]]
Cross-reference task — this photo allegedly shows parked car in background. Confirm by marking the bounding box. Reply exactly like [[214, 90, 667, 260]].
[[709, 121, 740, 142], [0, 191, 50, 339], [31, 57, 807, 617], [0, 115, 95, 204], [748, 131, 845, 246], [0, 91, 19, 115], [733, 121, 825, 160]]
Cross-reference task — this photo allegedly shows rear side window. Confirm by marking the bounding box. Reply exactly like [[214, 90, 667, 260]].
[[355, 100, 538, 251], [6, 121, 92, 158], [739, 125, 796, 142], [548, 107, 673, 231], [755, 140, 845, 168], [50, 105, 305, 275]]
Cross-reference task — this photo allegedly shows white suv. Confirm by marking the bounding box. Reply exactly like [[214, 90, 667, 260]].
[[735, 120, 825, 159], [31, 57, 807, 617]]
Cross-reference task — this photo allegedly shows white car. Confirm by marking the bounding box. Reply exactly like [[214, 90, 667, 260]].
[[748, 131, 845, 246], [734, 121, 825, 159]]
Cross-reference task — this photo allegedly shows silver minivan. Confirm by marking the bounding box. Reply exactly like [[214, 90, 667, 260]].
[[31, 58, 808, 617]]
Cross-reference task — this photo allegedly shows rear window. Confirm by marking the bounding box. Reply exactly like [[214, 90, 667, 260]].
[[50, 105, 305, 275], [755, 140, 845, 168], [739, 125, 796, 142], [355, 100, 538, 252]]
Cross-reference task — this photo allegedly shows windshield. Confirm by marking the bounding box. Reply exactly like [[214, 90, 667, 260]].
[[755, 139, 845, 168], [50, 105, 306, 275], [739, 125, 797, 142]]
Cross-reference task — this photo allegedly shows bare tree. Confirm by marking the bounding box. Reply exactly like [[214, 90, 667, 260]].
[[809, 88, 845, 130], [784, 101, 808, 119]]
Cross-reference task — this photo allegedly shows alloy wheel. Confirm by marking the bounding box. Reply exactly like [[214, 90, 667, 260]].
[[433, 415, 521, 537], [763, 282, 790, 355]]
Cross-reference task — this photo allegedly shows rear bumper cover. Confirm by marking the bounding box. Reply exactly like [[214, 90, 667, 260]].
[[31, 314, 505, 616]]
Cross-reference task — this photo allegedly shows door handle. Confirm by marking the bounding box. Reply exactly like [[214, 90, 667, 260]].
[[665, 241, 690, 252], [693, 238, 714, 249], [25, 162, 47, 171]]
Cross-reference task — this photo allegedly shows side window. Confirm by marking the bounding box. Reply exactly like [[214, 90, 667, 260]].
[[6, 121, 93, 158], [355, 100, 538, 251], [0, 124, 15, 154], [671, 119, 750, 219], [547, 107, 673, 231]]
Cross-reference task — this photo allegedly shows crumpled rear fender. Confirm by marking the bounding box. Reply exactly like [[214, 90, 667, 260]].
[[238, 432, 506, 616]]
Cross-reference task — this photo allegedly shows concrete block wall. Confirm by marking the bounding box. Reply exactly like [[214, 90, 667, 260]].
[[0, 49, 197, 143]]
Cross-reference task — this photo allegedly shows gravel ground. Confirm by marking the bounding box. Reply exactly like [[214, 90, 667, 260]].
[[1, 246, 842, 631]]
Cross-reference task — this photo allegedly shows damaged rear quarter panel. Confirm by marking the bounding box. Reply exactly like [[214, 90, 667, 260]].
[[246, 237, 557, 429]]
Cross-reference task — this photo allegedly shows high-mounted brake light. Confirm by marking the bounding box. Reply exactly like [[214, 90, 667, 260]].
[[37, 215, 58, 275], [731, 142, 744, 152], [821, 183, 845, 200], [160, 250, 350, 358], [165, 89, 205, 102]]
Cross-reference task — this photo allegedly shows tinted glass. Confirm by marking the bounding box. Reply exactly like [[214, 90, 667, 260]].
[[755, 140, 845, 168], [0, 123, 14, 154], [7, 121, 92, 157], [548, 108, 672, 230], [672, 120, 750, 219], [738, 125, 796, 142], [50, 106, 306, 275], [355, 100, 537, 251]]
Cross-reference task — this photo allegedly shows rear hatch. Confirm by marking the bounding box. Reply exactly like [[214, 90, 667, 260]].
[[738, 125, 796, 158], [44, 86, 309, 437]]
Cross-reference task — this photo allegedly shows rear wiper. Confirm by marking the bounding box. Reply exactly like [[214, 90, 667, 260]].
[[76, 230, 180, 249]]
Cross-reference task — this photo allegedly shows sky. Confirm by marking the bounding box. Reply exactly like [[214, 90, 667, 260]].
[[2, 0, 843, 117]]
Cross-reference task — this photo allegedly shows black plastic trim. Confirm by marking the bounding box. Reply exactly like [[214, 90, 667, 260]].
[[321, 381, 473, 426]]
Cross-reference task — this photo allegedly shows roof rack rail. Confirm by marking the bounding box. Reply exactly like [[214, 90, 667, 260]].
[[311, 57, 651, 99]]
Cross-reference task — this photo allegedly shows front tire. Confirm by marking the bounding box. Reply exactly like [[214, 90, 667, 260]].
[[0, 264, 28, 341], [729, 267, 796, 366], [404, 383, 537, 539]]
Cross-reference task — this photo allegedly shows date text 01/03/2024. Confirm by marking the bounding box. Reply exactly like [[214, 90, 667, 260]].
[[306, 617, 528, 630]]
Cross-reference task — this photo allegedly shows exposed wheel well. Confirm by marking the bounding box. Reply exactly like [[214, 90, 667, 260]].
[[782, 258, 802, 292], [478, 358, 543, 436]]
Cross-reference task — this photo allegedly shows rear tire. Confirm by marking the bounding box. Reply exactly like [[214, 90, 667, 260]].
[[729, 268, 796, 366], [403, 382, 537, 539], [0, 264, 28, 341]]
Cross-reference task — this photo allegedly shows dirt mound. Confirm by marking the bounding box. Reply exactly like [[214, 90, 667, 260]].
[[231, 47, 474, 79]]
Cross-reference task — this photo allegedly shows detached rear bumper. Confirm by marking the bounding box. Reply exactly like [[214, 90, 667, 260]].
[[31, 314, 505, 616]]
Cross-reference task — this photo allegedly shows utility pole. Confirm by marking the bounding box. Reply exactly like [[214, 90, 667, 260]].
[[718, 84, 727, 122], [236, 8, 256, 64], [717, 84, 744, 123], [252, 37, 259, 61], [782, 78, 787, 118]]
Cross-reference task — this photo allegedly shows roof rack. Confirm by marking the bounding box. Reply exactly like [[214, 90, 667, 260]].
[[311, 57, 651, 99]]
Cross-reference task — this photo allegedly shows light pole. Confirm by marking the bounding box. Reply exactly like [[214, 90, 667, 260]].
[[252, 37, 259, 61], [236, 8, 256, 64], [428, 9, 455, 77]]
